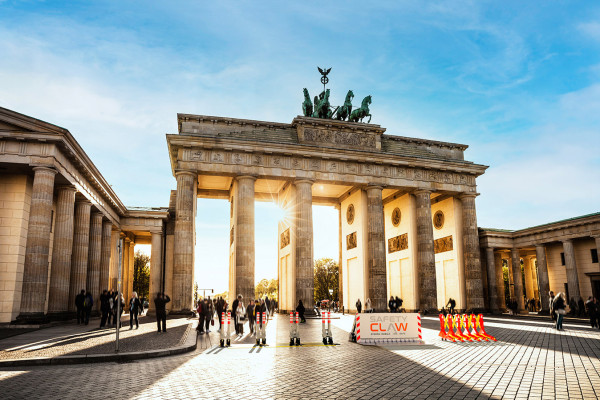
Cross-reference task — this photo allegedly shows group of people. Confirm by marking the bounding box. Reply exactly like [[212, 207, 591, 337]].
[[196, 295, 277, 336], [388, 296, 404, 312], [549, 291, 600, 330], [74, 289, 94, 325], [99, 290, 125, 328], [355, 298, 374, 313]]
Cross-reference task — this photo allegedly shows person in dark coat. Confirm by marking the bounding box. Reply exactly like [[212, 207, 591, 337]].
[[446, 298, 456, 315], [578, 297, 586, 318], [388, 296, 396, 313], [215, 297, 224, 332], [356, 299, 362, 314], [196, 299, 205, 334], [585, 297, 598, 328], [395, 296, 403, 312], [204, 297, 214, 333], [83, 291, 93, 325], [75, 289, 86, 324], [231, 295, 242, 335], [296, 299, 306, 323], [100, 290, 110, 327], [247, 299, 256, 335], [129, 291, 142, 329], [154, 292, 170, 333]]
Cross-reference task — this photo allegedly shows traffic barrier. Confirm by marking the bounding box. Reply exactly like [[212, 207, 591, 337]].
[[219, 312, 226, 347], [438, 314, 496, 342], [322, 311, 333, 345], [352, 313, 423, 344], [256, 311, 267, 346], [289, 312, 300, 346]]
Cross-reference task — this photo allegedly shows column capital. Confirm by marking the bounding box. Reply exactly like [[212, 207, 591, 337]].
[[174, 170, 197, 178], [294, 179, 314, 185], [486, 246, 495, 252], [534, 243, 546, 248], [56, 185, 77, 193], [365, 184, 384, 192], [413, 188, 432, 196], [458, 192, 479, 199], [32, 166, 57, 175], [562, 238, 573, 244], [235, 175, 257, 182]]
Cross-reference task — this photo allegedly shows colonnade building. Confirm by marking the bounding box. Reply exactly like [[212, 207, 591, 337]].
[[1, 105, 597, 323]]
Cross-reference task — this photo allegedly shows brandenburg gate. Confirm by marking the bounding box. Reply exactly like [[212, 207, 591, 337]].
[[167, 113, 488, 313]]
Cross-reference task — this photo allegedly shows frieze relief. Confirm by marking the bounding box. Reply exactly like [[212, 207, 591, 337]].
[[302, 127, 377, 149], [280, 228, 290, 249], [346, 232, 357, 250], [182, 148, 476, 188], [388, 233, 408, 253], [434, 235, 453, 254]]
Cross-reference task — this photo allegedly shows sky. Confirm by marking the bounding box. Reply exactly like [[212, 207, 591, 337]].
[[1, 1, 599, 293]]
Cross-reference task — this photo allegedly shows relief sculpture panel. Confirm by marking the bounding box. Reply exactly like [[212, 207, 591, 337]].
[[303, 127, 377, 149], [346, 232, 357, 250], [388, 233, 408, 253], [280, 228, 290, 249], [434, 235, 453, 254]]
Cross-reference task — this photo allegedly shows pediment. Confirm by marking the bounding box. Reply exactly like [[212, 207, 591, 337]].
[[0, 107, 68, 134]]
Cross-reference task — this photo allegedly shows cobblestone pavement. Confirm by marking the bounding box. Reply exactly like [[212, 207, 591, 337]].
[[0, 315, 193, 359], [1, 313, 599, 399]]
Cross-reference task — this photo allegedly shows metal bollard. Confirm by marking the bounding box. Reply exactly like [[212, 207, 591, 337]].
[[289, 312, 300, 346], [322, 311, 333, 345]]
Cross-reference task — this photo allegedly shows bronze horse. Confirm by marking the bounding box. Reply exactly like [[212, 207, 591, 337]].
[[349, 95, 372, 123], [302, 88, 313, 117], [335, 90, 354, 121], [312, 89, 331, 119]]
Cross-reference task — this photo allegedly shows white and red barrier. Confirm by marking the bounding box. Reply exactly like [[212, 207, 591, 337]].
[[256, 311, 267, 346], [321, 311, 333, 345], [352, 313, 423, 344], [289, 312, 300, 346], [220, 311, 232, 347]]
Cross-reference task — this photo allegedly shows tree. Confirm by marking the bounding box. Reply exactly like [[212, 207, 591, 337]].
[[255, 279, 278, 299], [313, 258, 339, 303], [133, 250, 150, 299]]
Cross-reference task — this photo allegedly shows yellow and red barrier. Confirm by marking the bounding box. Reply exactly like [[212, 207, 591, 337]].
[[438, 313, 496, 342]]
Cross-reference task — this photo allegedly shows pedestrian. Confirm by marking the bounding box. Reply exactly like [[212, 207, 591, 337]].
[[578, 297, 585, 318], [231, 294, 243, 335], [129, 291, 142, 330], [204, 297, 214, 333], [100, 290, 110, 327], [265, 296, 271, 317], [365, 298, 373, 313], [154, 292, 170, 333], [446, 298, 456, 314], [296, 299, 306, 323], [389, 296, 396, 313], [568, 297, 578, 316], [256, 298, 267, 331], [396, 296, 403, 312], [107, 291, 115, 325], [356, 298, 362, 314], [549, 291, 555, 322], [75, 289, 85, 324], [215, 297, 224, 332], [235, 298, 246, 337], [196, 299, 205, 334], [553, 292, 566, 330], [247, 299, 256, 335], [84, 291, 93, 325], [114, 292, 125, 328], [585, 297, 598, 328]]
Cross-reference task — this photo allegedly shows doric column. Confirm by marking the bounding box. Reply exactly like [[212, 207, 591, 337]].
[[366, 185, 386, 312], [99, 220, 112, 294], [506, 255, 515, 299], [485, 247, 499, 313], [19, 167, 57, 319], [109, 228, 120, 290], [536, 244, 551, 313], [460, 194, 485, 311], [234, 176, 256, 303], [562, 239, 581, 302], [494, 251, 506, 310], [414, 190, 437, 312], [86, 212, 103, 304], [173, 171, 197, 312], [594, 236, 600, 264], [337, 205, 343, 308], [148, 232, 163, 313], [47, 186, 76, 315], [68, 200, 92, 312], [294, 180, 314, 309], [122, 240, 130, 302], [523, 256, 534, 303], [128, 243, 135, 302], [511, 248, 525, 312]]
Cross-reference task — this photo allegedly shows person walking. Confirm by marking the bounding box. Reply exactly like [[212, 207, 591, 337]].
[[196, 299, 205, 334], [75, 289, 86, 324], [549, 291, 555, 322], [114, 292, 125, 328], [204, 297, 214, 333], [215, 297, 224, 332], [553, 292, 566, 331], [235, 298, 246, 337], [247, 299, 256, 335], [107, 291, 115, 325], [446, 298, 456, 315], [100, 290, 110, 327], [356, 298, 362, 314], [231, 294, 243, 335], [365, 298, 373, 313], [154, 292, 170, 333], [585, 297, 598, 328], [83, 291, 93, 325], [296, 299, 306, 323], [578, 297, 585, 318], [388, 296, 396, 313], [129, 291, 142, 330], [396, 296, 403, 312]]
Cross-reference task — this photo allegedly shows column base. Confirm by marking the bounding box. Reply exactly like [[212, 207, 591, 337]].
[[46, 311, 76, 321], [15, 312, 50, 325]]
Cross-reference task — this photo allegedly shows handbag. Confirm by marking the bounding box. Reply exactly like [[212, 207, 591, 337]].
[[556, 309, 566, 315]]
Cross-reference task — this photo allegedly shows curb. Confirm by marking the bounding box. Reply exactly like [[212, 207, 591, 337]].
[[0, 323, 197, 367]]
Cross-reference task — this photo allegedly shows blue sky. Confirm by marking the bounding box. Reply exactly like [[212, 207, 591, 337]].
[[1, 1, 599, 292]]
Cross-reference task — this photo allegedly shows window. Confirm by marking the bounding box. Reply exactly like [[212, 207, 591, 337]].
[[592, 249, 599, 264], [560, 252, 565, 266]]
